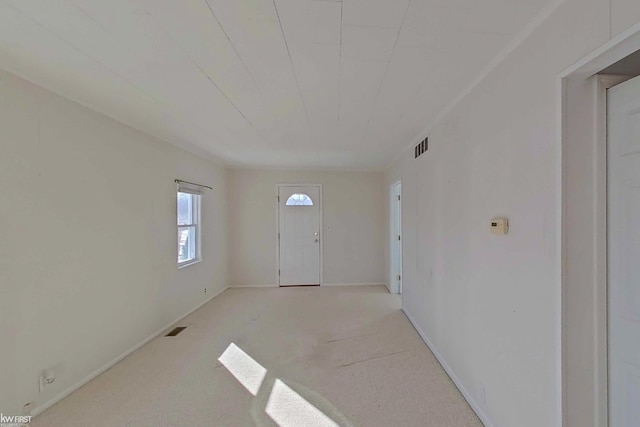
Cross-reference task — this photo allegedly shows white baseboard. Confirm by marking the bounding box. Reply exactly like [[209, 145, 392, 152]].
[[402, 308, 494, 427], [32, 285, 229, 418], [322, 282, 387, 287], [229, 284, 387, 288], [229, 284, 278, 288]]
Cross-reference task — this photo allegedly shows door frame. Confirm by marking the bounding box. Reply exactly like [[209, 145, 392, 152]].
[[389, 180, 402, 294], [605, 73, 640, 427], [560, 22, 640, 427], [275, 183, 323, 287]]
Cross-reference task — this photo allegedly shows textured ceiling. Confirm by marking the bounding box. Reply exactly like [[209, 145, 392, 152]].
[[0, 0, 550, 169]]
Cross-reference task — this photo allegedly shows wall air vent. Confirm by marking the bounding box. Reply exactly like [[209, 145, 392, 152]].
[[414, 137, 428, 159]]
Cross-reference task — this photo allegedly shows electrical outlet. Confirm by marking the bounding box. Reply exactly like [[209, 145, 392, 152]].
[[204, 288, 207, 294]]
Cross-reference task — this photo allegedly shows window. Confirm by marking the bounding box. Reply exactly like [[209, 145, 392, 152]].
[[285, 193, 313, 206], [177, 191, 201, 266]]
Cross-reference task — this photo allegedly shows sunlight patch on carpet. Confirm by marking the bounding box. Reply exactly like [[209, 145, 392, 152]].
[[266, 379, 339, 427], [218, 343, 267, 396]]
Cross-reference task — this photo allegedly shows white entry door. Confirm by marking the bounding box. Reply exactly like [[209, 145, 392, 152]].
[[608, 74, 640, 427], [278, 185, 321, 286]]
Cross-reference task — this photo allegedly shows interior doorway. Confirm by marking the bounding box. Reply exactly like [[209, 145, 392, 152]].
[[277, 184, 322, 286], [561, 26, 640, 427], [390, 181, 402, 294], [607, 73, 640, 427]]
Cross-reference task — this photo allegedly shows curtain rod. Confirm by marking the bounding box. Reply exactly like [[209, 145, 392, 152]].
[[174, 179, 213, 190]]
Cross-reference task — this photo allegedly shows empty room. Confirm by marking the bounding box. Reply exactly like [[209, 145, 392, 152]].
[[1, 1, 640, 426]]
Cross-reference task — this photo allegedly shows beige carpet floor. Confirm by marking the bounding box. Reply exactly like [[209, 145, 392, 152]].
[[32, 285, 482, 427]]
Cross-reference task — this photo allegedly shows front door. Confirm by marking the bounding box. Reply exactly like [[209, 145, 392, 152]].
[[608, 74, 640, 427], [278, 185, 321, 286]]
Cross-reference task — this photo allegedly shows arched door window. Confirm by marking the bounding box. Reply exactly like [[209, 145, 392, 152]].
[[285, 193, 314, 206]]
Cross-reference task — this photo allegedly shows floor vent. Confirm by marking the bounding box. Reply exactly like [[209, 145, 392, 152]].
[[165, 326, 187, 337]]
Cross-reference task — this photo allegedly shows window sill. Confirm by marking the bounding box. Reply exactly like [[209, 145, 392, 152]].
[[178, 259, 201, 269]]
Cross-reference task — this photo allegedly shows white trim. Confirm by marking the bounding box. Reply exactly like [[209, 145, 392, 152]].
[[398, 181, 402, 297], [322, 283, 387, 287], [402, 308, 495, 427], [559, 20, 640, 80], [225, 165, 385, 173], [228, 283, 388, 288], [389, 180, 402, 295], [229, 284, 279, 288], [177, 259, 202, 269], [275, 185, 280, 286], [594, 77, 611, 427], [389, 181, 395, 294], [275, 183, 324, 287], [555, 69, 566, 427], [594, 74, 630, 427], [31, 286, 229, 418]]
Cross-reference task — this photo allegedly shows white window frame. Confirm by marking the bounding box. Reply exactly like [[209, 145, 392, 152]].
[[177, 191, 201, 268], [285, 193, 314, 206]]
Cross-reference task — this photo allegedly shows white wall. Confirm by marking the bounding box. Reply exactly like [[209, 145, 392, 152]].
[[227, 169, 385, 287], [0, 69, 228, 416], [384, 1, 640, 427]]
